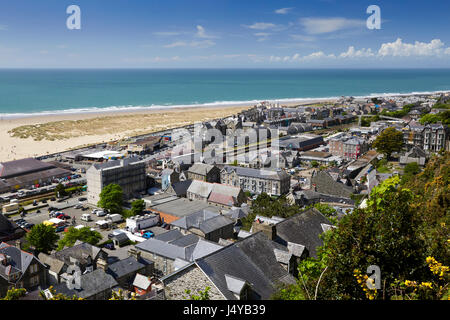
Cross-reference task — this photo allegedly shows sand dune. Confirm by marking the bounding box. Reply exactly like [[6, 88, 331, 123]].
[[0, 105, 251, 162]]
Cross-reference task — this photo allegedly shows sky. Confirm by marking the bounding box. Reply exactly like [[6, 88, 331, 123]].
[[1, 0, 450, 68]]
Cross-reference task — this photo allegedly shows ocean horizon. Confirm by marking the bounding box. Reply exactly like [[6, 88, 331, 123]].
[[1, 68, 450, 119]]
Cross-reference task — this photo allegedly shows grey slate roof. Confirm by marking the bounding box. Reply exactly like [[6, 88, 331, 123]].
[[0, 243, 41, 281], [38, 253, 65, 274], [311, 170, 353, 198], [195, 232, 296, 300], [106, 256, 145, 279], [187, 163, 217, 176], [136, 236, 198, 261], [53, 241, 105, 267], [222, 166, 290, 181], [274, 208, 333, 258], [53, 268, 118, 299], [171, 209, 234, 234]]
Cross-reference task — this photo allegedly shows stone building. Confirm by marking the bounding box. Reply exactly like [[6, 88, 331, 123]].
[[402, 122, 449, 153], [220, 166, 290, 196], [0, 242, 47, 297], [161, 232, 296, 300], [186, 163, 221, 183], [86, 156, 147, 205]]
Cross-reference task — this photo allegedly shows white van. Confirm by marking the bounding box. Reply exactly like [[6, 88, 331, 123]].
[[81, 213, 92, 222], [95, 210, 106, 217]]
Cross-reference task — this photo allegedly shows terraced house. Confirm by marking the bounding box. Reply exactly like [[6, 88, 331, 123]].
[[221, 166, 290, 196]]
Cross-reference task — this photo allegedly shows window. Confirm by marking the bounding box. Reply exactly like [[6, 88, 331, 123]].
[[30, 275, 40, 287], [29, 264, 38, 274]]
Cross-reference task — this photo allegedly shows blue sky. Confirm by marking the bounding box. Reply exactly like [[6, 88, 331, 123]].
[[1, 0, 450, 68]]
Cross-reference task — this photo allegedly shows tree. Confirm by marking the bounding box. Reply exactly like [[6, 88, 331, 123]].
[[241, 193, 301, 231], [57, 226, 102, 250], [372, 127, 404, 159], [26, 223, 59, 254], [274, 153, 450, 300], [310, 160, 319, 168], [55, 183, 67, 198], [97, 184, 124, 214], [131, 199, 145, 216], [401, 162, 421, 184], [1, 288, 27, 300]]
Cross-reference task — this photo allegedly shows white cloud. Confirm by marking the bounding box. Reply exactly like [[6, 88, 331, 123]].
[[245, 22, 277, 30], [275, 8, 293, 15], [164, 40, 215, 49], [339, 46, 375, 58], [290, 34, 316, 42], [195, 25, 217, 39], [378, 38, 446, 57], [270, 38, 450, 64], [153, 31, 183, 36], [300, 17, 365, 35]]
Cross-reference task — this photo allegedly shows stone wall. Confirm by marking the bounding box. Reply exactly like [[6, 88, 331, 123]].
[[163, 264, 225, 300]]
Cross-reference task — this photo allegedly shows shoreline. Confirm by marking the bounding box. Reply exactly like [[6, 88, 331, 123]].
[[1, 89, 448, 120], [0, 89, 448, 163]]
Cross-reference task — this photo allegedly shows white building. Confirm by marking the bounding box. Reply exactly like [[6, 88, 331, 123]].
[[86, 157, 147, 205], [126, 214, 159, 233]]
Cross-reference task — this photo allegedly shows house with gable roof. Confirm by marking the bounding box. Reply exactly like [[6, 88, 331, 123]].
[[0, 242, 47, 297]]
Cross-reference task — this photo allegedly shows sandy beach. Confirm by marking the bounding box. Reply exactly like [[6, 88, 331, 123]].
[[0, 99, 335, 162]]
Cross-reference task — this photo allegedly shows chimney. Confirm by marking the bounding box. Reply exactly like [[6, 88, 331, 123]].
[[252, 221, 277, 240], [128, 247, 141, 260], [97, 258, 108, 272], [15, 240, 21, 249]]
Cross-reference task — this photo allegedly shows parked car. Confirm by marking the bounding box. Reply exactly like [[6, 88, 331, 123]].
[[74, 204, 83, 209], [81, 207, 88, 211], [142, 231, 154, 239], [104, 243, 115, 250], [24, 223, 34, 229], [107, 233, 115, 239], [55, 225, 66, 232], [78, 197, 87, 202]]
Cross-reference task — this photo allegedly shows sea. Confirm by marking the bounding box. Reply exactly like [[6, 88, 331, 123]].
[[1, 68, 450, 118]]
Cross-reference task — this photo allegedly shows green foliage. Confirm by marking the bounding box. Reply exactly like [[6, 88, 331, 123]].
[[372, 127, 404, 158], [1, 288, 27, 300], [26, 223, 59, 254], [55, 183, 67, 198], [380, 104, 415, 118], [57, 226, 102, 250], [401, 162, 421, 184], [184, 287, 211, 300], [241, 193, 301, 231], [277, 151, 450, 301], [97, 184, 124, 214], [131, 199, 145, 216], [271, 282, 306, 300], [310, 160, 319, 168], [308, 203, 338, 225], [419, 111, 450, 125], [360, 115, 380, 127], [432, 102, 450, 110]]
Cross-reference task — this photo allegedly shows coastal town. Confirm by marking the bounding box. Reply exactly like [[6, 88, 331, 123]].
[[0, 91, 449, 300]]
